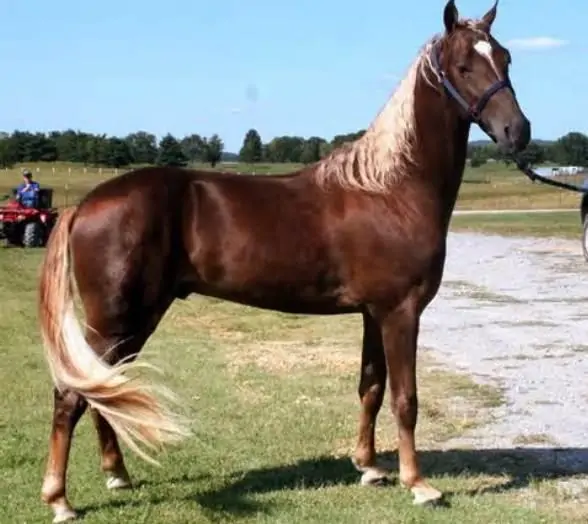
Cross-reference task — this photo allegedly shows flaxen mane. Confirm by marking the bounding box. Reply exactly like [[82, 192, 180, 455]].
[[312, 38, 440, 193], [313, 27, 494, 194]]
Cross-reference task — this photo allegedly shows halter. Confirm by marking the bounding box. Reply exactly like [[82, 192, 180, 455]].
[[429, 41, 588, 194], [430, 41, 512, 125]]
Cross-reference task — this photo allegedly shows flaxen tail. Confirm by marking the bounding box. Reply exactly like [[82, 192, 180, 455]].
[[38, 206, 191, 464]]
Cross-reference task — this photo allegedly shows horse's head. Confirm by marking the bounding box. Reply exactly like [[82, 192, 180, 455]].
[[433, 0, 531, 154]]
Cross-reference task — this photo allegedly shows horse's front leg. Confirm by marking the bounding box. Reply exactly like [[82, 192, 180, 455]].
[[377, 301, 443, 506]]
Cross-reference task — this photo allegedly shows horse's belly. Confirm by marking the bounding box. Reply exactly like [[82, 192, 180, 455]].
[[182, 250, 356, 314]]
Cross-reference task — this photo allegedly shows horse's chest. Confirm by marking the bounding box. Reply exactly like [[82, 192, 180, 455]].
[[337, 231, 446, 305]]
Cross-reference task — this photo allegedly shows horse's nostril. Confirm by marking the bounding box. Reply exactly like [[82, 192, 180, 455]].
[[504, 125, 511, 139]]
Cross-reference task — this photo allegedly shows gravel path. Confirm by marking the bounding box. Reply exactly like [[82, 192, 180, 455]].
[[420, 231, 588, 451]]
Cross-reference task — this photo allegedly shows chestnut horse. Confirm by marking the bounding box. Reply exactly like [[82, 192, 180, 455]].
[[38, 1, 530, 521]]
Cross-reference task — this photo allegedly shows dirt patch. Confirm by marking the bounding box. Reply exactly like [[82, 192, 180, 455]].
[[443, 280, 523, 304], [512, 433, 560, 447], [226, 339, 359, 375]]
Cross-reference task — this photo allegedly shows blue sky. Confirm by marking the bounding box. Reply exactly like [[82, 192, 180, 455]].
[[1, 0, 585, 152]]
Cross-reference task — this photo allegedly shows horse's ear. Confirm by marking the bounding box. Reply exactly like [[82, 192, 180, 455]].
[[480, 0, 498, 32], [443, 0, 459, 34]]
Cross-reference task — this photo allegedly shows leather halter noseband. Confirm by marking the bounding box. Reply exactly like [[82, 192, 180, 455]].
[[430, 41, 513, 125]]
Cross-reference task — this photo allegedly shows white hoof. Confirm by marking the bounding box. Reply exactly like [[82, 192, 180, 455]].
[[411, 484, 443, 506], [351, 457, 391, 486], [360, 467, 391, 486], [106, 475, 132, 490], [52, 507, 77, 523]]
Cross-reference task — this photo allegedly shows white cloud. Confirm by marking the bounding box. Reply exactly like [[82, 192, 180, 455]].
[[506, 37, 569, 50], [228, 107, 242, 114]]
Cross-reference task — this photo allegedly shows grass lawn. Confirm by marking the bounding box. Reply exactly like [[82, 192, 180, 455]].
[[0, 247, 586, 523], [457, 163, 584, 211], [450, 210, 583, 240]]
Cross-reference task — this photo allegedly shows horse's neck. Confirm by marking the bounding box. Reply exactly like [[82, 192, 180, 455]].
[[411, 76, 471, 223]]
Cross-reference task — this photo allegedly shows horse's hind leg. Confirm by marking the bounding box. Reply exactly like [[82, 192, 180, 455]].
[[42, 304, 172, 522], [41, 390, 87, 523], [90, 410, 132, 490], [84, 331, 137, 491], [83, 319, 168, 492], [352, 310, 390, 486], [41, 332, 144, 523]]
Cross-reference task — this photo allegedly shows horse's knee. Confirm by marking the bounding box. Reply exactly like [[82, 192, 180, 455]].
[[391, 392, 417, 427]]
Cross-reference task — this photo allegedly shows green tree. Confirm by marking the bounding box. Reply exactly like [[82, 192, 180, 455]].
[[157, 134, 188, 167], [203, 134, 224, 167], [516, 141, 545, 166], [469, 149, 487, 168], [0, 136, 18, 167], [264, 136, 305, 163], [49, 130, 90, 163], [180, 134, 205, 163], [103, 137, 133, 168], [239, 129, 263, 163], [85, 134, 108, 166], [126, 131, 158, 164], [331, 130, 366, 149], [319, 141, 333, 159], [300, 137, 326, 164], [553, 132, 588, 166]]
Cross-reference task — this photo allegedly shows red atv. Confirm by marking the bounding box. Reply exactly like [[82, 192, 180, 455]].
[[0, 188, 59, 247]]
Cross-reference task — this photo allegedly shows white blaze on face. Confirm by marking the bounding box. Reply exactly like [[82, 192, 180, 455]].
[[473, 39, 500, 77]]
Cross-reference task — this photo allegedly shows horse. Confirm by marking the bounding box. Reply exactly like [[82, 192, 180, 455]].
[[37, 1, 530, 521]]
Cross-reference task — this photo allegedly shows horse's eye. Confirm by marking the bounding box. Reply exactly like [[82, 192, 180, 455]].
[[457, 64, 471, 75]]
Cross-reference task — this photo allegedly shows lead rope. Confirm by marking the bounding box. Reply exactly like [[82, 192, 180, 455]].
[[510, 155, 588, 194]]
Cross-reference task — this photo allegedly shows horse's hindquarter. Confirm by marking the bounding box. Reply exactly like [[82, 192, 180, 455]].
[[181, 174, 350, 313]]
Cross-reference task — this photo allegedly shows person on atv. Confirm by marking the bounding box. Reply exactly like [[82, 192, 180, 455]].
[[16, 169, 40, 208]]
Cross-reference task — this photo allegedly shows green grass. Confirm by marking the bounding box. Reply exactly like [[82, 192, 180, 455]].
[[458, 163, 583, 211], [1, 249, 587, 523], [450, 210, 582, 239]]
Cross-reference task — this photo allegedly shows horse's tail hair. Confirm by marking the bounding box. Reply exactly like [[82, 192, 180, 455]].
[[38, 206, 191, 464]]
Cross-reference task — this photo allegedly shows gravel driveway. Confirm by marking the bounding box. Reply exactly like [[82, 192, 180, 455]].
[[420, 231, 588, 453]]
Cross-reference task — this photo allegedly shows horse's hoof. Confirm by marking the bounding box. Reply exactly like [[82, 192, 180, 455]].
[[52, 507, 77, 523], [360, 468, 392, 486], [411, 484, 444, 506], [106, 474, 132, 490], [351, 457, 392, 486]]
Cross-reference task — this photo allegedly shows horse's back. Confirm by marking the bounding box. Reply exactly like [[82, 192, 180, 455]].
[[178, 168, 351, 311]]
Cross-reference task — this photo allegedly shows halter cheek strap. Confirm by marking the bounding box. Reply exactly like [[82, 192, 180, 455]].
[[430, 43, 513, 124]]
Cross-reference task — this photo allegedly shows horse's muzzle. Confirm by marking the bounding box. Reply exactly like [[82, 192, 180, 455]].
[[500, 113, 531, 154]]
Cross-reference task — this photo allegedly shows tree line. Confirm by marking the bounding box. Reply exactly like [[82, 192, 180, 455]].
[[0, 130, 225, 169], [0, 128, 366, 169], [1, 127, 588, 170], [468, 132, 588, 168]]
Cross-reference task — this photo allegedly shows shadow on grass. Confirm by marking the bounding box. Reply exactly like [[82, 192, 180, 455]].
[[79, 447, 588, 520], [193, 447, 588, 518]]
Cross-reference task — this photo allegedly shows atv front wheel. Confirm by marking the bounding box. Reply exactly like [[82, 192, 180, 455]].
[[23, 222, 43, 247]]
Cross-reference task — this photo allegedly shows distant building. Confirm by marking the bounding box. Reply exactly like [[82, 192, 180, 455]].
[[534, 165, 585, 177]]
